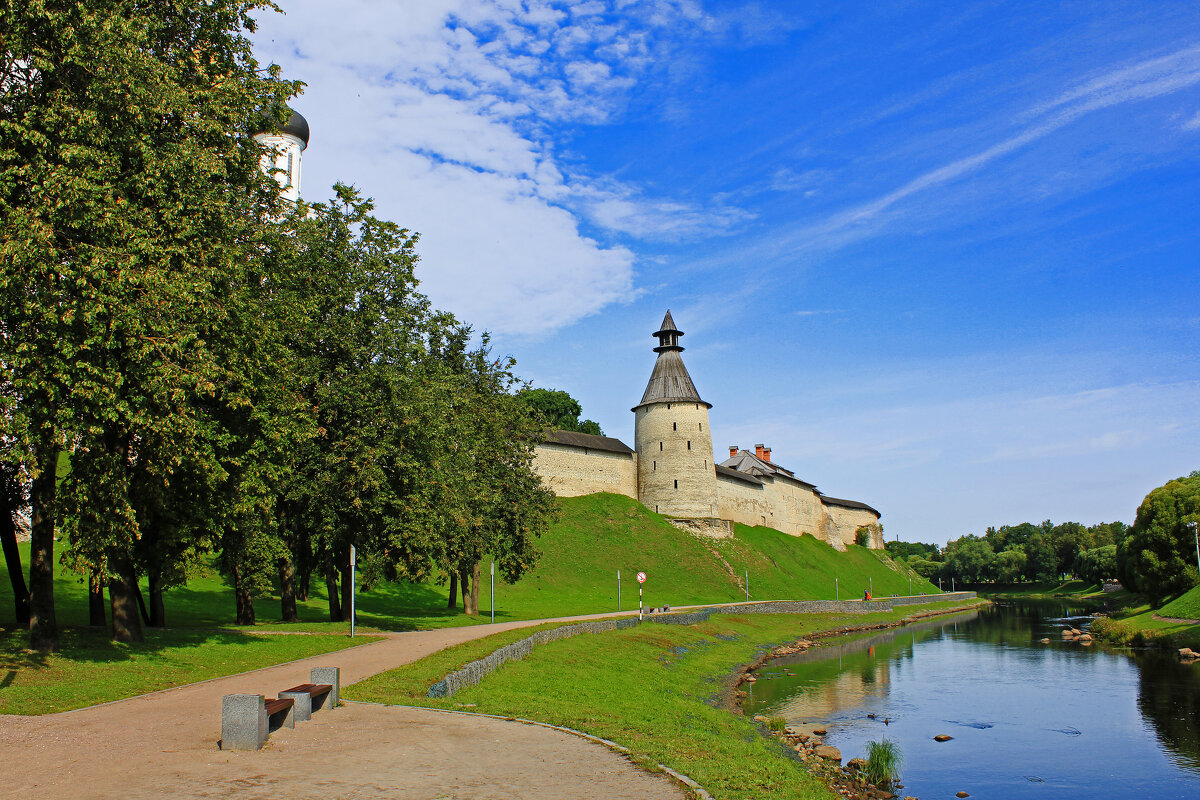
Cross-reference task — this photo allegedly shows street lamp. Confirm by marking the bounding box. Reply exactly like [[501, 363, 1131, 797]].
[[1190, 521, 1199, 581]]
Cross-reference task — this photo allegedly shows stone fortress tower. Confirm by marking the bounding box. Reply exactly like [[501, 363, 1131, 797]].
[[532, 313, 885, 549], [252, 108, 310, 203], [633, 311, 719, 519]]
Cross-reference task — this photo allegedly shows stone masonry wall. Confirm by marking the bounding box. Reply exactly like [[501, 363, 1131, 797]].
[[823, 504, 883, 549], [635, 402, 719, 519], [532, 442, 638, 500], [427, 593, 977, 697]]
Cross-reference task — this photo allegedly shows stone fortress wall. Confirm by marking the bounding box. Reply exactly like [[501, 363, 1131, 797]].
[[634, 401, 719, 518], [531, 311, 884, 550], [531, 440, 637, 500]]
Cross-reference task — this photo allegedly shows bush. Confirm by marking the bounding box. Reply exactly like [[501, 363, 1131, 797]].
[[767, 716, 787, 733], [855, 527, 871, 547], [864, 738, 902, 787]]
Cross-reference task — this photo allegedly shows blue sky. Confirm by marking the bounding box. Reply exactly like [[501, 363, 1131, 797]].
[[253, 1, 1200, 545]]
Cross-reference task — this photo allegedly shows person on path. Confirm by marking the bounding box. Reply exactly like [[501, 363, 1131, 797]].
[[863, 589, 872, 601]]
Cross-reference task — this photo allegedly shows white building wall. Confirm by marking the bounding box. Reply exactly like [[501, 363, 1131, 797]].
[[635, 401, 719, 518]]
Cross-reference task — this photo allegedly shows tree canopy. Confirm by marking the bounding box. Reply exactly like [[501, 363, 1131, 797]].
[[1117, 473, 1200, 604], [516, 388, 604, 436]]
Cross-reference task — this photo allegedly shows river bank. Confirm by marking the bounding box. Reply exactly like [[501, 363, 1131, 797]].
[[737, 599, 1200, 799], [348, 597, 985, 800]]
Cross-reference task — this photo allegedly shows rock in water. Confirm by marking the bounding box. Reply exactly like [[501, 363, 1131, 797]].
[[813, 727, 827, 735], [1039, 638, 1051, 643], [957, 792, 971, 798], [934, 734, 954, 742], [814, 745, 842, 762]]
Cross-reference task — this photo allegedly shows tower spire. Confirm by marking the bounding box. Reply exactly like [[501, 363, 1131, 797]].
[[634, 311, 709, 410], [653, 309, 683, 353]]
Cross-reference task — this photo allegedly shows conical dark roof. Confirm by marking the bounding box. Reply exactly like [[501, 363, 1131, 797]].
[[633, 311, 709, 410]]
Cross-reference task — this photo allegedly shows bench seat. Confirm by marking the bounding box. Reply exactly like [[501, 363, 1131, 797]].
[[279, 683, 332, 721]]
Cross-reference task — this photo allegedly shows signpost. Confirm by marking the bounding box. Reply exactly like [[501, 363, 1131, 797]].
[[637, 571, 646, 620], [835, 577, 839, 601], [744, 570, 749, 602], [617, 569, 621, 612], [490, 560, 495, 624], [349, 544, 356, 638]]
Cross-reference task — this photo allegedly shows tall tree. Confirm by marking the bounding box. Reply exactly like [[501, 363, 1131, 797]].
[[516, 388, 604, 436], [0, 0, 298, 647], [1117, 473, 1200, 604]]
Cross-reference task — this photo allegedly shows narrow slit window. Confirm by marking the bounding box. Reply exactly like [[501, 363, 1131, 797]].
[[286, 152, 294, 187], [687, 440, 692, 450], [673, 422, 677, 431], [653, 461, 657, 471], [674, 480, 678, 489], [660, 441, 663, 451]]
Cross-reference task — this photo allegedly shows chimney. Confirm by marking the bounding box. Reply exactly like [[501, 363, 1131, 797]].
[[754, 444, 765, 460], [763, 446, 772, 462], [729, 445, 738, 458]]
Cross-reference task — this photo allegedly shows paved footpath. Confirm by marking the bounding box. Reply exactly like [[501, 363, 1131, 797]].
[[0, 611, 688, 800]]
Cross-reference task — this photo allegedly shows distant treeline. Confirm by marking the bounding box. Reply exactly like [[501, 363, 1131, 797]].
[[888, 471, 1200, 605]]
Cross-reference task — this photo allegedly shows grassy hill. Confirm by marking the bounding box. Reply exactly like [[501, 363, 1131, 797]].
[[0, 493, 936, 632], [1158, 585, 1200, 621]]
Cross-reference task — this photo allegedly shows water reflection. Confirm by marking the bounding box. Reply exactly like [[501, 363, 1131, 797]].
[[744, 601, 1200, 799]]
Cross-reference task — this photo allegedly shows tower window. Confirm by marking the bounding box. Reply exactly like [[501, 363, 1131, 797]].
[[695, 403, 699, 410], [660, 441, 663, 451], [674, 480, 678, 489], [687, 440, 692, 450], [286, 151, 294, 188], [673, 422, 677, 431], [667, 403, 672, 409], [699, 423, 703, 431], [653, 461, 656, 471]]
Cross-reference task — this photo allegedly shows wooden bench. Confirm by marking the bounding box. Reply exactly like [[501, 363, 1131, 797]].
[[279, 682, 332, 721]]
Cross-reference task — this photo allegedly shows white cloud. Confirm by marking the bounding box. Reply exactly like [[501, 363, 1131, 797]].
[[1183, 110, 1200, 130], [252, 0, 742, 336]]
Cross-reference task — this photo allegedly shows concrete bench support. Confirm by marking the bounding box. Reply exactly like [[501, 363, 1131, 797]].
[[311, 666, 340, 706], [221, 694, 268, 751]]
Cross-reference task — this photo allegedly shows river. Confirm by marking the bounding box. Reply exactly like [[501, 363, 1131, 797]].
[[742, 601, 1200, 799]]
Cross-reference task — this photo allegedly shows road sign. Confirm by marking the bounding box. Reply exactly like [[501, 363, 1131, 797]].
[[636, 571, 646, 584]]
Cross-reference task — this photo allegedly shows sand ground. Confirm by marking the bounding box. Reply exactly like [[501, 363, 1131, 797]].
[[0, 612, 687, 800]]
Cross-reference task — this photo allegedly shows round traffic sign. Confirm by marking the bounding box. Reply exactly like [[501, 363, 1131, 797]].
[[636, 571, 646, 584]]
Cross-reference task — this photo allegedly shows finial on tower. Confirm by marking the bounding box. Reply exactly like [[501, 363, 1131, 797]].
[[653, 309, 684, 353]]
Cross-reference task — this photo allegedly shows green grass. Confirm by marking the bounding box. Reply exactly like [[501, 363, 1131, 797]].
[[0, 493, 939, 633], [347, 600, 975, 800], [979, 580, 1099, 598], [864, 738, 902, 787], [1158, 585, 1200, 621], [0, 626, 379, 714]]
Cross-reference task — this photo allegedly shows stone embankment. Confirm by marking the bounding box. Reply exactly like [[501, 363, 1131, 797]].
[[753, 717, 913, 800]]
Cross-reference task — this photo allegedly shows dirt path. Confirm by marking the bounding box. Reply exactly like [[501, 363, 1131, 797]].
[[0, 611, 686, 800]]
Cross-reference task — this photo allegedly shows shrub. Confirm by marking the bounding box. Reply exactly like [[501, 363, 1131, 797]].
[[767, 716, 787, 733], [855, 527, 871, 547], [864, 738, 902, 787], [1091, 617, 1137, 646]]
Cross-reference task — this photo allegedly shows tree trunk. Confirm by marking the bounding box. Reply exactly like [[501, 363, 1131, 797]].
[[325, 565, 342, 622], [88, 570, 106, 627], [297, 562, 311, 602], [147, 567, 165, 627], [230, 564, 255, 625], [28, 443, 60, 652], [278, 555, 298, 623], [447, 571, 457, 610], [133, 582, 151, 627], [0, 499, 30, 624], [459, 566, 470, 614], [339, 558, 354, 625], [469, 561, 481, 616], [109, 555, 145, 643]]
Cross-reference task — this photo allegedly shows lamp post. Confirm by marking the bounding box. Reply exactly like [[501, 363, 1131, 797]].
[[1190, 521, 1199, 582]]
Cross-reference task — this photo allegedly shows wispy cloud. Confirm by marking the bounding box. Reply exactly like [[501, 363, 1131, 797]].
[[1183, 110, 1200, 129], [803, 44, 1200, 243]]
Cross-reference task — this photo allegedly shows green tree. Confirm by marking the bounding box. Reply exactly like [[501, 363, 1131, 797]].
[[516, 388, 604, 436], [1117, 473, 1200, 603], [942, 536, 995, 583], [995, 546, 1027, 583], [1074, 545, 1117, 586], [0, 0, 297, 648]]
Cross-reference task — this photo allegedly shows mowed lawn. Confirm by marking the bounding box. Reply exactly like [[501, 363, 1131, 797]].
[[348, 600, 982, 800], [0, 493, 936, 634], [0, 626, 378, 715]]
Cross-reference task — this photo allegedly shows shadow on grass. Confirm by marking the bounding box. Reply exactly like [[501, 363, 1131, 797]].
[[0, 624, 323, 671]]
